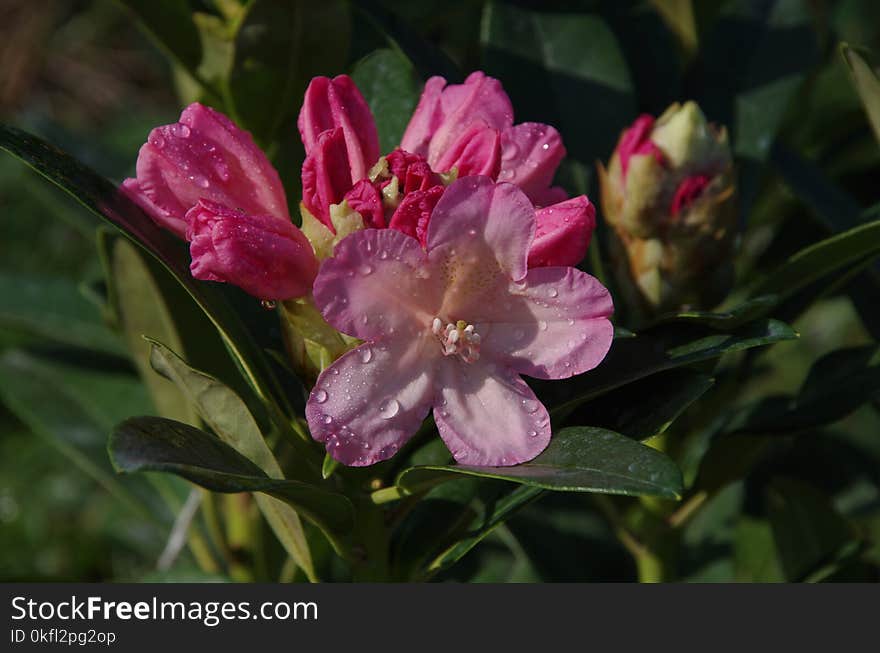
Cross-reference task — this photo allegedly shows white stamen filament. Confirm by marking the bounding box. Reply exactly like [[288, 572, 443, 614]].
[[431, 317, 481, 363]]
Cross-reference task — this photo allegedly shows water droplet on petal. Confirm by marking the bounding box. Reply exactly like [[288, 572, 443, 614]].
[[379, 399, 400, 419], [179, 124, 191, 138], [314, 389, 328, 403], [513, 328, 525, 341], [360, 347, 373, 364], [548, 288, 559, 298], [528, 430, 538, 437], [149, 134, 165, 148], [322, 414, 332, 424], [523, 400, 540, 414], [538, 320, 548, 331], [359, 264, 374, 275], [379, 250, 388, 260]]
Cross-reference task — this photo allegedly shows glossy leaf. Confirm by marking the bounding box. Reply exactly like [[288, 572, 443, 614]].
[[397, 427, 684, 499], [352, 48, 420, 153], [644, 295, 779, 331], [751, 219, 880, 300], [842, 44, 880, 145], [482, 2, 636, 161], [148, 340, 316, 579], [552, 319, 798, 420], [0, 273, 124, 356], [110, 416, 354, 554], [767, 478, 859, 581]]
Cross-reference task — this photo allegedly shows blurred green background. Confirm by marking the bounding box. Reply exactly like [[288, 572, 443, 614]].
[[1, 0, 879, 581]]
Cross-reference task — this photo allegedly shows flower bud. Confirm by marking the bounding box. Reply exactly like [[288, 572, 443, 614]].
[[599, 101, 736, 315], [186, 199, 318, 301]]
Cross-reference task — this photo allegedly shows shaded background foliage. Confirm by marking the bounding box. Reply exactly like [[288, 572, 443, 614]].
[[0, 0, 879, 581]]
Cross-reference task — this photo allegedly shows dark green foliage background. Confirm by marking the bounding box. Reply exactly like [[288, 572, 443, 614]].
[[0, 0, 879, 582]]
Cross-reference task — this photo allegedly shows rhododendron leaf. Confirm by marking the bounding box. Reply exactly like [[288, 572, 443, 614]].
[[120, 1, 203, 80], [0, 273, 124, 357], [767, 478, 860, 582], [110, 416, 355, 554], [842, 44, 880, 146], [147, 340, 317, 579], [0, 124, 289, 417], [424, 485, 543, 574], [0, 350, 156, 522], [644, 295, 779, 331], [572, 369, 714, 441], [482, 3, 636, 160], [396, 427, 683, 499], [103, 236, 199, 426], [752, 220, 880, 300], [552, 319, 797, 420], [354, 0, 460, 81], [727, 346, 880, 436], [352, 49, 420, 153], [228, 0, 350, 146]]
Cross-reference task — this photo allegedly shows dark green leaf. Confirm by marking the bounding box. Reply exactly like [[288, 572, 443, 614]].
[[118, 0, 203, 78], [228, 0, 350, 145], [842, 44, 880, 145], [0, 273, 124, 356], [767, 478, 860, 581], [751, 219, 880, 300], [110, 416, 354, 553], [397, 427, 684, 499], [577, 369, 714, 440], [644, 295, 779, 331], [482, 2, 636, 161], [552, 319, 797, 420], [352, 49, 420, 153], [425, 485, 543, 574], [354, 0, 460, 81]]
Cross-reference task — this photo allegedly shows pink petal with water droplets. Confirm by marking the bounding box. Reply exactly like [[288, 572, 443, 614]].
[[432, 122, 501, 178], [186, 199, 317, 300], [122, 178, 188, 238], [344, 179, 386, 228], [528, 195, 596, 268], [388, 185, 444, 247], [297, 75, 380, 183], [306, 340, 434, 466], [312, 227, 443, 342], [498, 122, 565, 203], [474, 266, 613, 380], [133, 103, 288, 229], [433, 358, 551, 466], [427, 177, 535, 316]]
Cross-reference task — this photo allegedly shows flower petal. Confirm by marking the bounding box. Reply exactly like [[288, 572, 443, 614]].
[[476, 266, 614, 380], [431, 122, 501, 178], [427, 177, 535, 315], [400, 76, 447, 157], [306, 340, 434, 466], [388, 185, 444, 247], [301, 127, 353, 229], [122, 178, 188, 238], [343, 178, 386, 228], [134, 103, 288, 228], [425, 72, 513, 169], [528, 195, 596, 268], [186, 200, 317, 300], [312, 227, 443, 341], [434, 358, 551, 466], [297, 75, 380, 183], [498, 122, 565, 203]]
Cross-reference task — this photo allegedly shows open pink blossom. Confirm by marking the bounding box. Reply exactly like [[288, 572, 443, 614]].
[[123, 103, 317, 300], [298, 73, 594, 268], [305, 177, 614, 467]]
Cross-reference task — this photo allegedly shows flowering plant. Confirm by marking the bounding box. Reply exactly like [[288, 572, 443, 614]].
[[1, 1, 879, 583]]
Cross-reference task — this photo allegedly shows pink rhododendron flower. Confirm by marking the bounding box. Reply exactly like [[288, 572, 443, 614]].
[[298, 72, 594, 268], [123, 103, 317, 300], [305, 177, 614, 467]]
